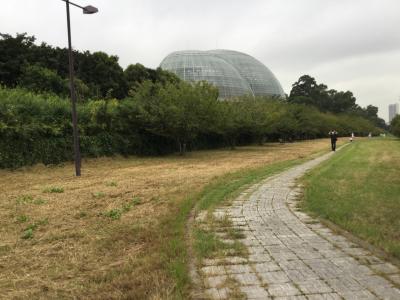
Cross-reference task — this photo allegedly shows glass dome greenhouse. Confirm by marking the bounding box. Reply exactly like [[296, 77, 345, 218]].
[[160, 49, 285, 99]]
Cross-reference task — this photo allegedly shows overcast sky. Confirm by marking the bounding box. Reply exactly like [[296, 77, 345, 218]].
[[1, 0, 399, 121]]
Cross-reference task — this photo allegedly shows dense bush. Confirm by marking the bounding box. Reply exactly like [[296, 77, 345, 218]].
[[0, 84, 382, 169]]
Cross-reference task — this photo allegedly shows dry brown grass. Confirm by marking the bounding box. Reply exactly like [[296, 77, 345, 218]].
[[0, 139, 336, 299]]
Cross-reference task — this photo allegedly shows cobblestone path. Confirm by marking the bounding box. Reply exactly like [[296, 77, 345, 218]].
[[195, 151, 400, 299]]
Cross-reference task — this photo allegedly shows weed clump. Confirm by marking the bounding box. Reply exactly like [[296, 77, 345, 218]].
[[43, 187, 64, 193], [104, 198, 142, 220], [92, 192, 106, 198], [16, 215, 29, 223], [20, 218, 49, 240], [16, 195, 34, 204]]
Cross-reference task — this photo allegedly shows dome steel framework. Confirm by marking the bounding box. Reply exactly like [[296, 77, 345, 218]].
[[160, 49, 285, 98]]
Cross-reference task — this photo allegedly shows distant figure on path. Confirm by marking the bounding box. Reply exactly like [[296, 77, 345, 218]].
[[329, 130, 338, 151], [350, 132, 354, 142]]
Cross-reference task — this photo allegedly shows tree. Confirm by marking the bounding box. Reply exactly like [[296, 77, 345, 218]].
[[0, 33, 35, 87], [18, 64, 68, 95], [77, 51, 127, 99], [288, 75, 330, 111], [329, 90, 357, 113], [124, 63, 151, 93], [390, 115, 400, 137], [124, 64, 180, 95], [365, 105, 378, 118], [132, 80, 219, 154]]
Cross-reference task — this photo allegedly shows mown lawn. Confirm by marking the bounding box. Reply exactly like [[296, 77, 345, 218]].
[[301, 137, 400, 259], [0, 139, 336, 299]]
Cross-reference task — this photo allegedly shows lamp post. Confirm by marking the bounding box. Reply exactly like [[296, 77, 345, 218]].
[[62, 0, 98, 176]]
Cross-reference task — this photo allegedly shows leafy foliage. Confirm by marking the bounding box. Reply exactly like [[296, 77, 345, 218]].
[[0, 83, 382, 169], [390, 115, 400, 137], [0, 33, 180, 99], [289, 75, 386, 129]]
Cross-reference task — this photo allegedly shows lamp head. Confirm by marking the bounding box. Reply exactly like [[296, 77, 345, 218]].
[[83, 5, 98, 14]]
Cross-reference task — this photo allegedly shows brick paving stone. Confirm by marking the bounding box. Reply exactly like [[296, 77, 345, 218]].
[[306, 293, 342, 300], [357, 274, 393, 289], [204, 275, 228, 288], [223, 256, 247, 265], [201, 265, 226, 276], [247, 246, 267, 254], [368, 285, 400, 300], [356, 256, 383, 265], [341, 247, 371, 257], [202, 258, 224, 266], [278, 259, 308, 270], [267, 283, 301, 297], [195, 149, 400, 299], [258, 270, 290, 284], [205, 287, 230, 299], [253, 262, 281, 273], [326, 277, 364, 292], [239, 285, 270, 299], [248, 253, 272, 263], [285, 268, 319, 282], [274, 296, 307, 300], [225, 264, 253, 274], [319, 249, 347, 259], [369, 262, 399, 274], [388, 274, 400, 285], [296, 279, 333, 294], [232, 272, 260, 286], [340, 290, 376, 300]]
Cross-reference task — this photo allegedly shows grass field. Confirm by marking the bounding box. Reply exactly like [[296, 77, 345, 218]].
[[0, 139, 337, 299], [301, 137, 400, 260]]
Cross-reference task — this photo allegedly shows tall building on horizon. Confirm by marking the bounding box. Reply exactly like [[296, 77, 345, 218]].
[[389, 103, 399, 123]]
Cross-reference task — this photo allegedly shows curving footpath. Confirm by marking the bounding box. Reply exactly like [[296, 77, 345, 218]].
[[198, 150, 400, 299]]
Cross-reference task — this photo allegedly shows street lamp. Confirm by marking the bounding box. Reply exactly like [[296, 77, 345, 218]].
[[62, 0, 98, 176]]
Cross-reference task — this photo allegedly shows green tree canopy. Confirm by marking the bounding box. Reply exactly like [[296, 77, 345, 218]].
[[390, 115, 400, 137]]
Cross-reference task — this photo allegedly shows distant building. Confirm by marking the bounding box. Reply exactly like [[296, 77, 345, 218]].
[[160, 49, 285, 99], [389, 103, 399, 123]]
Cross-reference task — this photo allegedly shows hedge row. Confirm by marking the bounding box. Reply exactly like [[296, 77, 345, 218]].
[[0, 84, 381, 169]]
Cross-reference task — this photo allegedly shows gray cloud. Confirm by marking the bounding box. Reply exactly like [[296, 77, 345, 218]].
[[1, 0, 399, 120]]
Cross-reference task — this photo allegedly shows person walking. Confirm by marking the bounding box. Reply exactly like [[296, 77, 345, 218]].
[[329, 130, 338, 151], [350, 132, 354, 142]]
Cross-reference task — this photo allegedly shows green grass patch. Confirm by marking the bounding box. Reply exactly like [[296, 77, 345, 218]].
[[16, 215, 29, 223], [194, 229, 227, 259], [33, 198, 46, 205], [16, 194, 34, 204], [43, 186, 64, 193], [103, 198, 142, 220], [21, 218, 49, 239], [104, 209, 122, 220], [301, 138, 400, 259], [92, 192, 106, 198]]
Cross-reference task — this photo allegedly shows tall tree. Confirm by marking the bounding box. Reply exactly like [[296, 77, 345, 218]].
[[0, 33, 35, 86]]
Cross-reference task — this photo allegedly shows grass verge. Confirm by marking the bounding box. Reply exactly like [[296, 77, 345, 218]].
[[300, 138, 400, 259]]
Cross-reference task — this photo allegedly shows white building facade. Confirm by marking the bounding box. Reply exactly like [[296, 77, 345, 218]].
[[389, 103, 399, 123]]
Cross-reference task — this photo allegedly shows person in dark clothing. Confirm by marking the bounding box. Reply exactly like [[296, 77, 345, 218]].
[[329, 130, 338, 151]]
